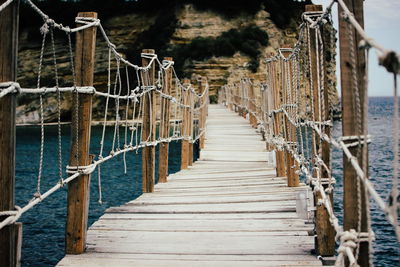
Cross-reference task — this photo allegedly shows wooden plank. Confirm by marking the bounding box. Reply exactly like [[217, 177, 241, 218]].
[[90, 219, 311, 232], [59, 253, 321, 261], [66, 12, 97, 254], [157, 57, 172, 183], [166, 177, 285, 186], [154, 181, 289, 191], [129, 194, 297, 205], [99, 212, 302, 220], [200, 151, 268, 162], [0, 0, 18, 265], [106, 203, 296, 214], [141, 49, 156, 192], [60, 259, 321, 267], [166, 171, 280, 179], [84, 232, 314, 254]]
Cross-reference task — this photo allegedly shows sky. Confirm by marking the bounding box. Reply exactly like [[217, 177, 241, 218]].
[[312, 0, 400, 96]]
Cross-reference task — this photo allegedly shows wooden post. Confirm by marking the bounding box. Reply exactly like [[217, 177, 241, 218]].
[[279, 47, 300, 187], [0, 0, 18, 265], [241, 81, 247, 119], [272, 56, 286, 177], [248, 80, 257, 128], [338, 1, 369, 265], [304, 4, 336, 256], [227, 85, 234, 111], [188, 83, 194, 166], [306, 4, 323, 176], [66, 12, 97, 254], [181, 78, 190, 169], [141, 49, 156, 192], [199, 77, 207, 149], [158, 57, 173, 183], [14, 222, 22, 267]]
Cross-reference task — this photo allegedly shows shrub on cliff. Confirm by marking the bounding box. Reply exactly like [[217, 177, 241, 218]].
[[169, 25, 269, 74]]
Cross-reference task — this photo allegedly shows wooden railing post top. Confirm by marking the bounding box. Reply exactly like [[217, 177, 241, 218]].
[[77, 11, 98, 18], [164, 56, 173, 61], [142, 49, 155, 54], [280, 44, 292, 49], [279, 47, 293, 58], [305, 5, 323, 12]]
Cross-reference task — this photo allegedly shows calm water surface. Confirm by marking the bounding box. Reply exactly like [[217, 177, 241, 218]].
[[15, 97, 399, 266], [331, 97, 400, 266]]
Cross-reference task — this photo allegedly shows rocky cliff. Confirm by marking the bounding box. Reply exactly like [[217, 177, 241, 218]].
[[16, 0, 339, 123]]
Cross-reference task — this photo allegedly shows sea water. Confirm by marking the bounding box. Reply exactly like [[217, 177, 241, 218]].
[[14, 97, 399, 266], [331, 97, 400, 266]]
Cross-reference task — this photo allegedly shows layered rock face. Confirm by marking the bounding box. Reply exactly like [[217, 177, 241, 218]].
[[16, 3, 338, 123], [173, 5, 295, 96]]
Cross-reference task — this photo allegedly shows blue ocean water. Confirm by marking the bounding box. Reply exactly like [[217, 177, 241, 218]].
[[331, 97, 400, 266], [14, 97, 399, 266], [15, 126, 187, 266]]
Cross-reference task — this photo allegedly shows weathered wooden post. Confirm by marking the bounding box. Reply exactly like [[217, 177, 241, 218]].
[[158, 57, 173, 183], [199, 77, 207, 149], [0, 0, 19, 265], [248, 79, 257, 128], [141, 49, 156, 192], [279, 46, 300, 187], [66, 12, 97, 254], [227, 85, 234, 111], [181, 78, 190, 169], [236, 83, 243, 116], [241, 80, 247, 119], [337, 1, 370, 265], [304, 4, 336, 256], [272, 56, 286, 177], [188, 83, 194, 166]]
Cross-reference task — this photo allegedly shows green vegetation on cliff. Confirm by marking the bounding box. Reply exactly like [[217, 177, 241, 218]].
[[21, 0, 311, 30], [20, 0, 309, 74], [168, 26, 269, 74]]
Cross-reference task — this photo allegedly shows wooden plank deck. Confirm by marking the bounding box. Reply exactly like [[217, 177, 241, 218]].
[[58, 104, 321, 267]]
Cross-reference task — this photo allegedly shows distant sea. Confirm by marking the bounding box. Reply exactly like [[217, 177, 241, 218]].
[[15, 97, 399, 266], [332, 97, 400, 266]]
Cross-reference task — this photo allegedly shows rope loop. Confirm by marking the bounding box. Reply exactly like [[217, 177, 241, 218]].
[[0, 82, 21, 97], [66, 164, 94, 175], [0, 205, 21, 217]]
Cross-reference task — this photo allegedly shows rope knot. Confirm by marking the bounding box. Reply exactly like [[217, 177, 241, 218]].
[[338, 229, 358, 253], [66, 164, 94, 175], [0, 82, 21, 97], [0, 205, 21, 217], [378, 50, 400, 74], [40, 22, 49, 35]]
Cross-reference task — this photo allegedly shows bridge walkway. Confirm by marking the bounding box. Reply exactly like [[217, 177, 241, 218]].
[[58, 104, 321, 267]]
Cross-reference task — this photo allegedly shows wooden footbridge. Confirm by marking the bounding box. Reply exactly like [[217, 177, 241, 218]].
[[58, 105, 321, 267], [1, 1, 399, 266]]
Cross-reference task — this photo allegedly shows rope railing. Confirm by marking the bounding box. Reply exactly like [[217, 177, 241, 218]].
[[0, 0, 210, 246], [220, 2, 399, 266]]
